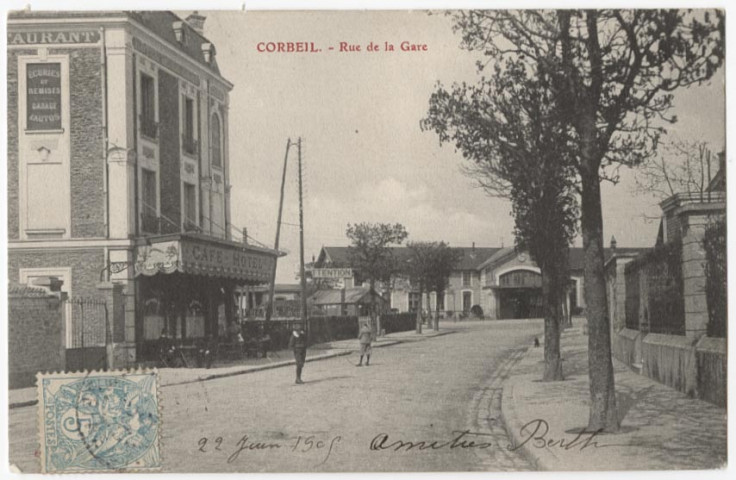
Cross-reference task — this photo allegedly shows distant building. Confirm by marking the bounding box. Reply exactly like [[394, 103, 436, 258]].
[[310, 286, 387, 317], [313, 244, 648, 319]]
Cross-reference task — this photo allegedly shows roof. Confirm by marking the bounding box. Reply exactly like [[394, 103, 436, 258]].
[[8, 10, 223, 78], [569, 248, 650, 271], [275, 284, 302, 293], [309, 287, 382, 305], [8, 282, 53, 298], [318, 246, 500, 271], [316, 245, 650, 274]]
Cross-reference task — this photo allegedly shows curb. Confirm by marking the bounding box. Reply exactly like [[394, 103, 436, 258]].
[[500, 376, 546, 470], [161, 350, 354, 387], [9, 331, 450, 409], [499, 337, 567, 471]]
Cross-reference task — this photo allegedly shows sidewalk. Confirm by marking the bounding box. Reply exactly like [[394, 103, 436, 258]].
[[501, 323, 727, 471], [8, 327, 452, 409]]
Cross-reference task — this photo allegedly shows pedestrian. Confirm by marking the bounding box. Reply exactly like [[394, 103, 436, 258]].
[[357, 321, 372, 367], [288, 326, 307, 384]]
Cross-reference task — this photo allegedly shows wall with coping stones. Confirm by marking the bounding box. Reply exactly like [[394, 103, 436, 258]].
[[8, 249, 105, 299], [9, 289, 66, 388]]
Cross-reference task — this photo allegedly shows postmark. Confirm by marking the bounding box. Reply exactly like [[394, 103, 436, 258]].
[[37, 370, 161, 473]]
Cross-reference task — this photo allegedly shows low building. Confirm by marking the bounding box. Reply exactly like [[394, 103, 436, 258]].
[[309, 286, 387, 317], [314, 244, 647, 319]]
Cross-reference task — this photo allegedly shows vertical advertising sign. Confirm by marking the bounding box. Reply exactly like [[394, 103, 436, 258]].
[[26, 63, 62, 130]]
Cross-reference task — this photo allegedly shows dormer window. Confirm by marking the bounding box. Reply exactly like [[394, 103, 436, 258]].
[[202, 43, 215, 65], [172, 21, 186, 44]]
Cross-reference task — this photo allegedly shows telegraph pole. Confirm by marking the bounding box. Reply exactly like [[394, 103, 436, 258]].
[[297, 138, 309, 336], [266, 138, 291, 322]]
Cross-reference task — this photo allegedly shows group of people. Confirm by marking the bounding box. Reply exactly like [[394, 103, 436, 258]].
[[287, 321, 374, 384]]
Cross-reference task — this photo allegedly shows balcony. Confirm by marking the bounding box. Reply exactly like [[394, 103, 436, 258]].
[[139, 114, 158, 140], [181, 134, 198, 156], [140, 213, 160, 235], [183, 220, 202, 233]]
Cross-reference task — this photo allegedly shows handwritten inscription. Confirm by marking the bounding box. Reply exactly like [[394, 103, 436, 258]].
[[198, 434, 342, 465], [196, 421, 609, 465], [370, 430, 494, 452], [510, 419, 608, 452]]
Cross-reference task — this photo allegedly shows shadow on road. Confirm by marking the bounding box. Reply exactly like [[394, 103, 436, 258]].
[[300, 375, 352, 385]]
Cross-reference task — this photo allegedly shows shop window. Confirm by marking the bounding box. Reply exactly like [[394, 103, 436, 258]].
[[143, 297, 164, 340], [183, 182, 197, 231], [185, 300, 205, 338], [211, 113, 222, 167], [140, 73, 157, 139], [182, 96, 197, 155]]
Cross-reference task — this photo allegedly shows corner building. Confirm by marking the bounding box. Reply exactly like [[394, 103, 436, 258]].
[[7, 11, 278, 367]]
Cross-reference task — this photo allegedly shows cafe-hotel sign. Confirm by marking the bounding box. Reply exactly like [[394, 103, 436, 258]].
[[135, 239, 275, 282], [8, 30, 101, 45]]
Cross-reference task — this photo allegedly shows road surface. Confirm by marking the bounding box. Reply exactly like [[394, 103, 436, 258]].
[[8, 319, 542, 473]]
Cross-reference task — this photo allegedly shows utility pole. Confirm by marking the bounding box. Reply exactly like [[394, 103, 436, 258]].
[[266, 138, 291, 322], [297, 138, 309, 337]]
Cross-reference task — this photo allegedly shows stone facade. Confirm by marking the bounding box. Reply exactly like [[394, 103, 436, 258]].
[[7, 11, 236, 371]]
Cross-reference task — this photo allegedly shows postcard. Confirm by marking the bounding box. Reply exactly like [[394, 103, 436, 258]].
[[4, 5, 728, 475]]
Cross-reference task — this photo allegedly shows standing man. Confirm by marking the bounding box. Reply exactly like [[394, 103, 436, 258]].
[[357, 321, 373, 367], [288, 326, 308, 384]]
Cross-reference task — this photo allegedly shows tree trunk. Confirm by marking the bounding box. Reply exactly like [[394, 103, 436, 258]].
[[433, 288, 441, 331], [580, 155, 619, 432], [541, 269, 563, 381], [425, 291, 432, 326], [415, 285, 423, 334], [370, 278, 378, 341]]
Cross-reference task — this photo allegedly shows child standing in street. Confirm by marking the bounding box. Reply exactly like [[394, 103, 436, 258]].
[[357, 321, 373, 367], [288, 327, 307, 384]]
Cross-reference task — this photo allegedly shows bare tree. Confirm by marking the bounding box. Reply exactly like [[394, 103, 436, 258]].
[[634, 138, 721, 201]]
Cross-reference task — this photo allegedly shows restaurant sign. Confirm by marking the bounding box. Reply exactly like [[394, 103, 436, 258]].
[[27, 63, 62, 131], [311, 268, 353, 279], [135, 239, 275, 282], [8, 30, 101, 45]]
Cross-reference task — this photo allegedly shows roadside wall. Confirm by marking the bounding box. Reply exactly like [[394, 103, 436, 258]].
[[8, 285, 66, 388]]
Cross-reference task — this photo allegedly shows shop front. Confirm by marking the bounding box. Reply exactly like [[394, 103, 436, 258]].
[[133, 233, 278, 361]]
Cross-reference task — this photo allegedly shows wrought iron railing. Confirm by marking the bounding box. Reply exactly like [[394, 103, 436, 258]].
[[139, 114, 158, 140]]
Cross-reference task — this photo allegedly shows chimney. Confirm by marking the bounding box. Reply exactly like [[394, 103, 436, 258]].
[[242, 227, 248, 245], [186, 11, 206, 35], [472, 242, 475, 251], [610, 235, 617, 251]]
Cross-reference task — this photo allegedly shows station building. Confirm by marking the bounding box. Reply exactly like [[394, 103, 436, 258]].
[[313, 243, 647, 319], [7, 11, 279, 368]]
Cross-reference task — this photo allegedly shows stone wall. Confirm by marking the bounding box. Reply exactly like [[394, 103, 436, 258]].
[[8, 285, 66, 388]]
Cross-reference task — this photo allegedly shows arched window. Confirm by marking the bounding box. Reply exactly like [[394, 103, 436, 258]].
[[211, 113, 222, 167]]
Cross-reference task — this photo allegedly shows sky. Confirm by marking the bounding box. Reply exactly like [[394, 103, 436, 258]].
[[195, 10, 726, 284]]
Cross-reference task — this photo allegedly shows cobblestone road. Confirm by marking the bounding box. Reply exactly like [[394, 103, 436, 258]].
[[8, 320, 541, 473]]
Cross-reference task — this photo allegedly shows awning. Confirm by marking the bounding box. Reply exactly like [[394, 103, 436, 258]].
[[134, 233, 280, 283]]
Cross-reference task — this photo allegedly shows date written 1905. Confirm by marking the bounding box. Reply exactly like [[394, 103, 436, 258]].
[[198, 434, 342, 465]]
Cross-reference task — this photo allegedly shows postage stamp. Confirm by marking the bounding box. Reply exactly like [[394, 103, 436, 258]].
[[37, 370, 161, 474]]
